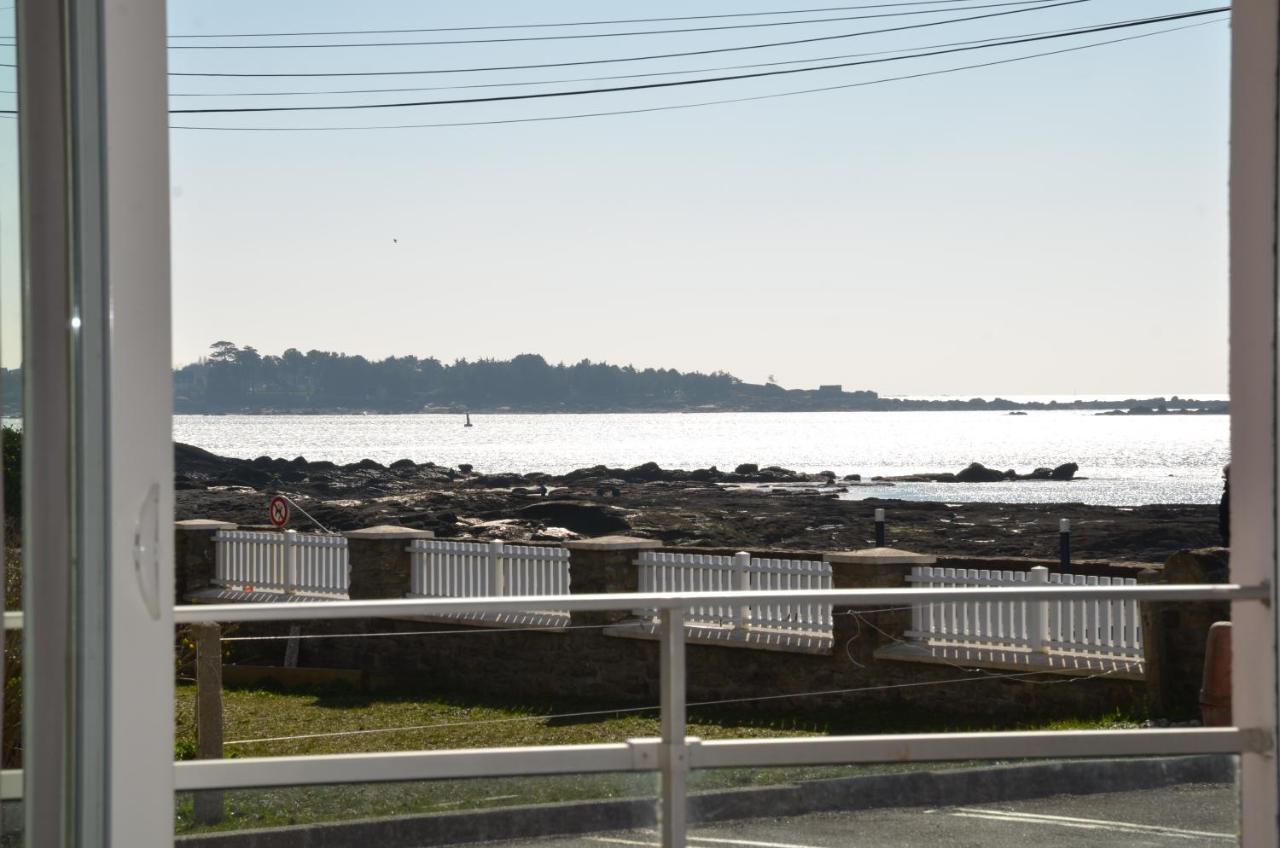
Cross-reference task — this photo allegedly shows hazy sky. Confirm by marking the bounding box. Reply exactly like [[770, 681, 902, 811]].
[[19, 0, 1235, 396]]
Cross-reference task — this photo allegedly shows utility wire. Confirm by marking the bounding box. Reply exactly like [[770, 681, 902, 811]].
[[167, 0, 1070, 39], [222, 667, 1068, 746], [162, 17, 1167, 99], [169, 8, 1225, 115], [166, 0, 1092, 78], [167, 16, 1222, 131], [160, 1, 1063, 50]]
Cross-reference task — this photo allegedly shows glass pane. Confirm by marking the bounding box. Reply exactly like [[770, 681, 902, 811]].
[[0, 0, 19, 842]]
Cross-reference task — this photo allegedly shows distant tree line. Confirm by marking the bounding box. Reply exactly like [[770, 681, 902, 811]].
[[1, 347, 1228, 415], [171, 341, 853, 413]]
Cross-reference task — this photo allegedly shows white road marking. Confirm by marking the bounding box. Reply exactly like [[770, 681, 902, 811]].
[[951, 808, 1235, 840], [588, 838, 659, 847], [689, 837, 828, 848]]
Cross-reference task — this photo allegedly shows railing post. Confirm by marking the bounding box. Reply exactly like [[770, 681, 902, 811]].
[[874, 508, 886, 547], [732, 551, 752, 631], [659, 606, 688, 847], [284, 529, 299, 594], [191, 621, 224, 825], [1028, 566, 1050, 653], [345, 525, 436, 600], [563, 536, 662, 627], [488, 539, 505, 597], [173, 520, 237, 602]]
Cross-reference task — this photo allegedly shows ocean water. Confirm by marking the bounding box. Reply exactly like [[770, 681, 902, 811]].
[[173, 410, 1229, 506]]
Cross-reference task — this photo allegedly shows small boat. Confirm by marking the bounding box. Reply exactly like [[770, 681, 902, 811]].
[[464, 412, 473, 428]]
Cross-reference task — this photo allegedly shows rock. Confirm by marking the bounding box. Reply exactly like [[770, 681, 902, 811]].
[[252, 455, 275, 468], [389, 458, 417, 470], [625, 462, 667, 482], [517, 501, 631, 535], [458, 463, 474, 475], [955, 462, 1005, 483], [1028, 467, 1053, 480], [347, 458, 385, 471], [532, 526, 579, 542], [843, 474, 862, 482], [734, 463, 759, 474], [1050, 462, 1079, 481]]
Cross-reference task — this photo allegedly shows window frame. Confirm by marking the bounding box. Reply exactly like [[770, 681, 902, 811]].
[[12, 0, 1280, 845]]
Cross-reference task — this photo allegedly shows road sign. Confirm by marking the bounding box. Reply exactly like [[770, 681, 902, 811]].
[[269, 495, 290, 528]]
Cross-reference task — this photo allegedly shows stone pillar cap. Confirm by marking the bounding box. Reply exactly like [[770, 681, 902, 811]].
[[825, 547, 936, 566], [564, 535, 663, 551], [344, 525, 436, 540], [175, 519, 237, 531]]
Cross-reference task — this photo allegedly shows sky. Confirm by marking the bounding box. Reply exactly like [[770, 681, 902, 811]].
[[5, 0, 1235, 396]]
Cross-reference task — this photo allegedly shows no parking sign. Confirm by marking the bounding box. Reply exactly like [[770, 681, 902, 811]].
[[269, 495, 290, 528]]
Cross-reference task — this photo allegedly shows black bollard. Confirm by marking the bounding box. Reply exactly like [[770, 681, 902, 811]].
[[874, 508, 886, 547], [1059, 518, 1072, 574]]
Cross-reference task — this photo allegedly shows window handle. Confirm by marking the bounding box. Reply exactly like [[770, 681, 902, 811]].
[[132, 483, 161, 620]]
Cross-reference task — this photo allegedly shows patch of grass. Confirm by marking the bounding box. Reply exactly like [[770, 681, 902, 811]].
[[174, 682, 1141, 834]]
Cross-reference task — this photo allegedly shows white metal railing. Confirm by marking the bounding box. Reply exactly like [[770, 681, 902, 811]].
[[214, 529, 348, 596], [905, 565, 1143, 660], [407, 539, 571, 620], [171, 580, 1270, 848], [638, 551, 832, 634]]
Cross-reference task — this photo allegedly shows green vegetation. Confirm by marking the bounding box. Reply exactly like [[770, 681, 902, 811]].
[[169, 342, 1226, 414], [174, 681, 1140, 835]]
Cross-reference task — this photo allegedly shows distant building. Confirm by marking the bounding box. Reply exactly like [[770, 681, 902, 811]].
[[818, 384, 843, 393]]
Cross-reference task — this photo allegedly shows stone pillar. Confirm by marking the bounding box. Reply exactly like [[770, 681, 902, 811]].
[[345, 525, 435, 600], [564, 536, 662, 626], [825, 547, 935, 664], [174, 519, 236, 602], [1142, 547, 1230, 717]]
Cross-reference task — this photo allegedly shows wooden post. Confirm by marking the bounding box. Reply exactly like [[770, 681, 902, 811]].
[[192, 621, 224, 825]]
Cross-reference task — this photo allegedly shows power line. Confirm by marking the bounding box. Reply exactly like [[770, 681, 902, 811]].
[[166, 0, 1067, 39], [167, 0, 1092, 78], [169, 9, 1226, 115], [221, 667, 1068, 747], [167, 17, 1222, 131], [163, 18, 1164, 99], [161, 1, 1062, 50]]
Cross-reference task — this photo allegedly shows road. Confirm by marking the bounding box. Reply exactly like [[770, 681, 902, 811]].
[[479, 783, 1237, 847]]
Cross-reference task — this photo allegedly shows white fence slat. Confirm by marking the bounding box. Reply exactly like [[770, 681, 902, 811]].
[[904, 564, 1145, 662]]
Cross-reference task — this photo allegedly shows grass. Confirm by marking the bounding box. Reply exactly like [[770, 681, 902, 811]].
[[174, 681, 1142, 835]]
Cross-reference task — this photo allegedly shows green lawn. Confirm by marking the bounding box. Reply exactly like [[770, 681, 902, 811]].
[[174, 682, 1140, 835]]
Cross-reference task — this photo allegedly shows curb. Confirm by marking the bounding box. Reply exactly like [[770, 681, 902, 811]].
[[176, 754, 1234, 848]]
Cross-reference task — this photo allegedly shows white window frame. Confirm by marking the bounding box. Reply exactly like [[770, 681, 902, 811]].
[[11, 0, 1280, 846], [18, 0, 174, 845]]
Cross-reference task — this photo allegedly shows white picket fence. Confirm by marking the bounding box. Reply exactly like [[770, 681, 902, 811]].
[[905, 565, 1143, 661], [637, 551, 832, 635], [214, 529, 349, 596], [407, 539, 571, 605]]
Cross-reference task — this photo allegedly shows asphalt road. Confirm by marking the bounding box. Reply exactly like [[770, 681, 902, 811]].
[[479, 783, 1237, 847]]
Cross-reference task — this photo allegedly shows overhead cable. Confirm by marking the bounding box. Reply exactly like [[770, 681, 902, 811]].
[[162, 1, 1065, 50], [169, 8, 1227, 114], [166, 17, 1223, 131], [166, 0, 1093, 78]]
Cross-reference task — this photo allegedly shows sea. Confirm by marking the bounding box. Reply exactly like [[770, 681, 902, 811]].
[[173, 404, 1230, 507]]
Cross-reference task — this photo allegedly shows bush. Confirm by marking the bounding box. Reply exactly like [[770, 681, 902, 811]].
[[2, 427, 18, 522]]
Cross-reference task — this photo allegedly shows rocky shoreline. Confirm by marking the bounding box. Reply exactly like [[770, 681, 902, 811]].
[[175, 444, 1221, 563]]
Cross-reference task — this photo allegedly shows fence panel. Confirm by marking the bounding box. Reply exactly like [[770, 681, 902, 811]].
[[637, 551, 832, 635], [906, 565, 1142, 661], [407, 539, 571, 617], [213, 529, 349, 595]]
